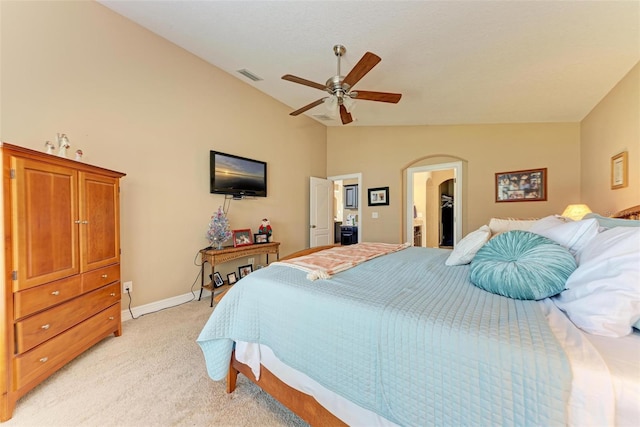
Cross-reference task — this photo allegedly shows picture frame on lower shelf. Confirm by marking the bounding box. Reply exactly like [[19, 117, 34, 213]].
[[227, 272, 237, 285], [213, 272, 224, 288], [238, 264, 253, 279]]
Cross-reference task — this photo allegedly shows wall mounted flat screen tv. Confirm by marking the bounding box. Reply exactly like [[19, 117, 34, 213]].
[[210, 151, 267, 197]]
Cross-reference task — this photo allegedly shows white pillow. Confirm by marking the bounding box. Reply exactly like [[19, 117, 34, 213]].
[[445, 225, 491, 266], [528, 216, 599, 256], [552, 226, 640, 337], [488, 217, 537, 236]]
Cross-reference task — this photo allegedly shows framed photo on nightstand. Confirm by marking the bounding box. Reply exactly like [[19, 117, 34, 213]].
[[254, 233, 268, 244], [233, 229, 253, 247]]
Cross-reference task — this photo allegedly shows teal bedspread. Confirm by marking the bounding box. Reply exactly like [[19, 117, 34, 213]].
[[197, 247, 571, 426]]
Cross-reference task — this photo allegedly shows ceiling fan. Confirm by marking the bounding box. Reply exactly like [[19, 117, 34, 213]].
[[282, 45, 402, 125]]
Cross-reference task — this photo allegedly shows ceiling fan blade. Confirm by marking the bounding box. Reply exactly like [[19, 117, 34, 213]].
[[290, 98, 326, 116], [352, 91, 402, 103], [342, 52, 381, 88], [340, 104, 353, 125], [282, 74, 327, 91]]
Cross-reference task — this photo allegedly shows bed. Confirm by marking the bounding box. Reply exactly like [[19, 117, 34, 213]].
[[197, 205, 640, 426]]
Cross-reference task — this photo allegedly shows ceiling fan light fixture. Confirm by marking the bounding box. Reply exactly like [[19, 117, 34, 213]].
[[343, 96, 356, 113], [323, 96, 339, 118]]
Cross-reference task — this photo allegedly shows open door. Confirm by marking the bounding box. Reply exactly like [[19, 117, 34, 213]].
[[309, 177, 332, 247]]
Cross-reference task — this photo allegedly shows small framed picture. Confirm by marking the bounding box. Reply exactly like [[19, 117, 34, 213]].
[[254, 233, 268, 244], [232, 229, 253, 247], [495, 168, 547, 202], [368, 187, 389, 206], [212, 272, 224, 288], [227, 272, 237, 285], [238, 264, 253, 279], [611, 151, 628, 189]]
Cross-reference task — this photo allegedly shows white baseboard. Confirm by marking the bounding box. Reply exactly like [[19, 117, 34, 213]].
[[120, 289, 211, 321]]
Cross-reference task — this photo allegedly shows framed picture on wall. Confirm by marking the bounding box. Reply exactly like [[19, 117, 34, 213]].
[[367, 187, 389, 206], [611, 151, 628, 189], [495, 168, 547, 202]]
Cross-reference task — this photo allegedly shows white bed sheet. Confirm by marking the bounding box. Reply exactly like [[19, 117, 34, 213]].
[[235, 300, 640, 426], [584, 330, 640, 426]]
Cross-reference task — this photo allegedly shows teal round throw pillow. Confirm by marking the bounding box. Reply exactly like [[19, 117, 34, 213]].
[[470, 230, 577, 300]]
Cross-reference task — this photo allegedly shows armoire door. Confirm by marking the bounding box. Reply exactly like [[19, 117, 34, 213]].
[[11, 157, 79, 291], [79, 172, 121, 272]]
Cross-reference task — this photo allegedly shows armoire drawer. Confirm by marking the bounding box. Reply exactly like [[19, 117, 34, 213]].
[[15, 282, 120, 354], [14, 275, 82, 320], [83, 264, 120, 292], [14, 303, 120, 390]]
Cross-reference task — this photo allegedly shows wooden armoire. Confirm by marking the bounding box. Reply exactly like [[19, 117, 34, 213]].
[[1, 143, 125, 421]]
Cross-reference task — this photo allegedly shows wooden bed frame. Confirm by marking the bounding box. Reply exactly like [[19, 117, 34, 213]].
[[224, 207, 640, 425], [226, 244, 345, 426], [613, 204, 640, 219]]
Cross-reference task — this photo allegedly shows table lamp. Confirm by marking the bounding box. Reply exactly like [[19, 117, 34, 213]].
[[561, 204, 592, 220]]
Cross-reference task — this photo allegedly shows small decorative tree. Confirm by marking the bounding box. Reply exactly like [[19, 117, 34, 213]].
[[206, 206, 232, 249]]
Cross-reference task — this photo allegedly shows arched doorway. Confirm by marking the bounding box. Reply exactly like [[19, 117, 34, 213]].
[[405, 160, 464, 247]]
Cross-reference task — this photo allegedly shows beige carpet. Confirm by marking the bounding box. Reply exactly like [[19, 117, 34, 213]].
[[5, 298, 308, 427]]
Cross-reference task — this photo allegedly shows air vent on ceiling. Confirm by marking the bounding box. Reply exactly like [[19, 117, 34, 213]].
[[312, 114, 334, 121], [236, 69, 263, 81]]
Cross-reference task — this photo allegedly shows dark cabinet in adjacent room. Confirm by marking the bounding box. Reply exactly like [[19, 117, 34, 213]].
[[340, 226, 358, 245]]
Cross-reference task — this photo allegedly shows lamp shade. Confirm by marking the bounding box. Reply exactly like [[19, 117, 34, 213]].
[[561, 204, 592, 220]]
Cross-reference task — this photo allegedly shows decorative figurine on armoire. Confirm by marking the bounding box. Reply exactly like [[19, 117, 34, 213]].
[[44, 141, 55, 154], [75, 149, 83, 161], [56, 133, 70, 158]]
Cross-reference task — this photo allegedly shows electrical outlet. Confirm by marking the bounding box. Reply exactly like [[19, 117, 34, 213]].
[[248, 257, 255, 265], [123, 281, 133, 293]]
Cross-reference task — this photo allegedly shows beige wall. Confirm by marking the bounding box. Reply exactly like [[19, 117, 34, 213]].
[[0, 1, 326, 306], [580, 62, 640, 215], [327, 123, 581, 242], [1, 1, 636, 308]]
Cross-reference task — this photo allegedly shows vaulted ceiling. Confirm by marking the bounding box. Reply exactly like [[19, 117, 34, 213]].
[[99, 1, 639, 127]]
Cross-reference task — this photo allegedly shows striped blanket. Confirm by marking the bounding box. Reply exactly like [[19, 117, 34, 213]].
[[271, 242, 410, 280]]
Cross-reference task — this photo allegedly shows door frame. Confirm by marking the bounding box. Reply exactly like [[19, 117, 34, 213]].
[[328, 173, 362, 243], [406, 162, 463, 246]]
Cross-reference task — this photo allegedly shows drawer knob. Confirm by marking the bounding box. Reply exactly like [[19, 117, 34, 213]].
[[51, 290, 60, 296], [40, 357, 48, 363], [109, 316, 115, 320], [101, 274, 108, 279], [110, 293, 116, 297], [41, 324, 50, 330], [74, 220, 81, 224], [81, 220, 89, 224]]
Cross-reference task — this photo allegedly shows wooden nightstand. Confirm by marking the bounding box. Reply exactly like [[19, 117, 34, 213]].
[[198, 242, 280, 306]]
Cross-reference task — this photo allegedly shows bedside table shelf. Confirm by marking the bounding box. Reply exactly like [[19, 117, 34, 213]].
[[198, 242, 280, 306]]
